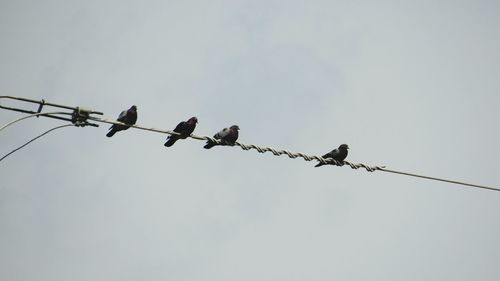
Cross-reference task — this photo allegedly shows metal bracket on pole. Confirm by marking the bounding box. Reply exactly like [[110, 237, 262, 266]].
[[0, 96, 103, 126], [71, 107, 99, 127]]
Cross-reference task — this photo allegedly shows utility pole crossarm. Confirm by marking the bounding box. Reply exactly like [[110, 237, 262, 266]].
[[0, 96, 103, 126]]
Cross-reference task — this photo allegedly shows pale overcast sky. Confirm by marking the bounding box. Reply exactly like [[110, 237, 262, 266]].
[[1, 1, 500, 280]]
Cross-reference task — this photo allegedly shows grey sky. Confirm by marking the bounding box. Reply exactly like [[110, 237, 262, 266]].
[[1, 0, 500, 280]]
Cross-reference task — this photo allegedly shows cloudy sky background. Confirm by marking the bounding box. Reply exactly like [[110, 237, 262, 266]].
[[1, 0, 500, 280]]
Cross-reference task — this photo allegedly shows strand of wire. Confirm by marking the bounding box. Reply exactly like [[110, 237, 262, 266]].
[[89, 116, 383, 171], [1, 112, 497, 191], [2, 97, 497, 191], [88, 116, 500, 192], [0, 112, 71, 132], [378, 168, 500, 192], [0, 124, 75, 162]]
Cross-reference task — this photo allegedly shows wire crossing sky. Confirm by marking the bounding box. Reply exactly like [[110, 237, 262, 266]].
[[0, 123, 74, 162], [1, 96, 499, 192], [2, 2, 500, 280]]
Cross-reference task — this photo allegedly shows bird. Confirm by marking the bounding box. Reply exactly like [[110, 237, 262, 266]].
[[315, 144, 349, 167], [164, 117, 198, 147], [204, 125, 240, 149], [106, 105, 138, 137]]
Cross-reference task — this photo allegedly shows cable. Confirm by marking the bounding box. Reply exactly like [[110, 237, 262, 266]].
[[0, 112, 71, 132], [378, 168, 500, 192], [89, 116, 384, 171], [88, 116, 499, 192], [1, 97, 497, 192], [0, 124, 74, 162]]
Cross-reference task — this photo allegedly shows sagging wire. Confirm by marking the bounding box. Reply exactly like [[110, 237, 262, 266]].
[[88, 116, 500, 192], [0, 124, 75, 162], [1, 96, 498, 192], [0, 112, 72, 132]]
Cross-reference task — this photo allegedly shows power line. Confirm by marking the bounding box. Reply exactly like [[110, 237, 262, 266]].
[[0, 124, 75, 162], [378, 168, 500, 192], [1, 96, 499, 192], [90, 117, 380, 170], [0, 112, 71, 132], [89, 116, 500, 192], [0, 96, 102, 125]]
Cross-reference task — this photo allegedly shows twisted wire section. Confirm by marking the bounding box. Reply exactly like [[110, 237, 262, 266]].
[[202, 135, 384, 172], [91, 116, 383, 172]]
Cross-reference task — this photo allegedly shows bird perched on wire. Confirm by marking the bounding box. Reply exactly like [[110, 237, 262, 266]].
[[204, 125, 240, 149], [106, 105, 137, 137], [315, 144, 349, 167], [164, 117, 198, 147]]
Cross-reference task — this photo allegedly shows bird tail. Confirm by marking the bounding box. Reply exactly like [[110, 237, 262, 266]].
[[203, 141, 215, 149], [106, 127, 117, 137], [164, 137, 177, 147], [314, 162, 323, 168]]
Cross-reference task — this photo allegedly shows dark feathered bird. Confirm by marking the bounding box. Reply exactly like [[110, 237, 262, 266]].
[[106, 105, 137, 137], [204, 125, 240, 149], [164, 117, 198, 147], [315, 144, 349, 167]]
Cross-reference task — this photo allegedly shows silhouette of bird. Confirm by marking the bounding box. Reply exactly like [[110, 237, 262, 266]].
[[204, 125, 240, 149], [315, 144, 349, 167], [106, 105, 137, 137], [164, 117, 198, 147]]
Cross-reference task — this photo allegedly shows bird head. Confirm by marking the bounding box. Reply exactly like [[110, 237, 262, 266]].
[[130, 105, 137, 111], [339, 144, 349, 150], [230, 125, 240, 131], [188, 117, 198, 124]]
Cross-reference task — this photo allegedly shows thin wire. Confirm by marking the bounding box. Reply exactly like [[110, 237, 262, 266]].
[[88, 116, 499, 192], [88, 116, 206, 140], [89, 117, 380, 168], [0, 124, 74, 162], [3, 96, 494, 191], [0, 112, 71, 132], [378, 168, 500, 192]]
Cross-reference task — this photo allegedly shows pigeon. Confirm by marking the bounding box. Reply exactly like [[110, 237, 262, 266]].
[[315, 144, 349, 167], [204, 125, 240, 149], [164, 117, 198, 147], [106, 105, 138, 137]]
